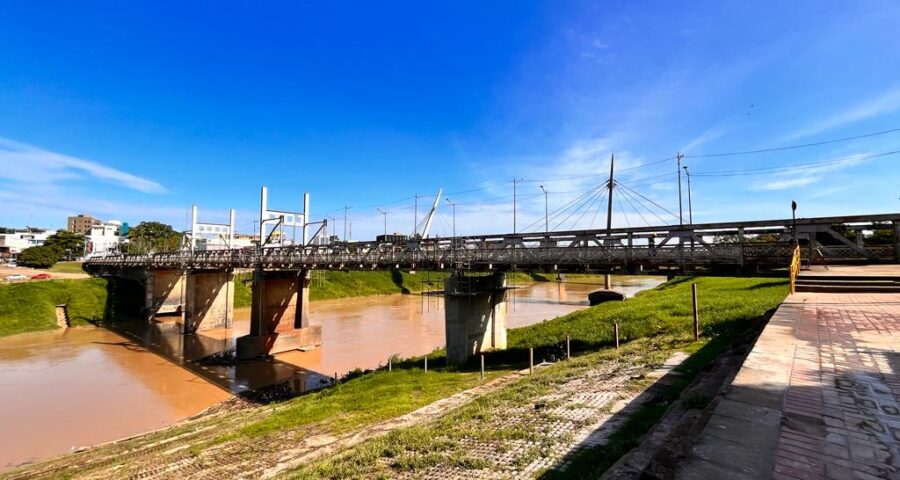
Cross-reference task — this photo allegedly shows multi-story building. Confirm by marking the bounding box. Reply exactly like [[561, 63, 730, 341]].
[[67, 214, 101, 235], [85, 221, 123, 257], [0, 229, 52, 262]]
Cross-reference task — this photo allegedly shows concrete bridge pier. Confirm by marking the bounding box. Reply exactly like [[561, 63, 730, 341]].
[[444, 272, 508, 365], [144, 269, 187, 320], [184, 270, 234, 333], [236, 269, 322, 360]]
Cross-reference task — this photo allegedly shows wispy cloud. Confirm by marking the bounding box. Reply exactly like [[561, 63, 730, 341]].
[[680, 123, 730, 154], [750, 153, 868, 191], [0, 136, 166, 193], [785, 85, 900, 140]]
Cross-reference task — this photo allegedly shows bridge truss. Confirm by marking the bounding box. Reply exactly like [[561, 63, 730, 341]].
[[85, 213, 900, 274]]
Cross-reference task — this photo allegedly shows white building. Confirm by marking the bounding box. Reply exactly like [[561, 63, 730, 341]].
[[85, 221, 122, 257], [0, 229, 52, 262]]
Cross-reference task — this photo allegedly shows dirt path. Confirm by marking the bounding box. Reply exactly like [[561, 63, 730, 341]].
[[0, 266, 88, 280]]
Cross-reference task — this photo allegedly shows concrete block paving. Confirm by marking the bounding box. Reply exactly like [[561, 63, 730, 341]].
[[678, 292, 900, 480]]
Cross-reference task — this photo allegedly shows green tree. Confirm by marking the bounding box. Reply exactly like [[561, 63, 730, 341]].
[[44, 230, 86, 260], [127, 222, 182, 253], [18, 245, 60, 268]]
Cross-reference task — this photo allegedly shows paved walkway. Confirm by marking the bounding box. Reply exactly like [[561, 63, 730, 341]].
[[677, 292, 900, 480]]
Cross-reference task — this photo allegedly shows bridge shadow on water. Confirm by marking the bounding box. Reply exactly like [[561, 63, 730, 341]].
[[93, 278, 333, 402]]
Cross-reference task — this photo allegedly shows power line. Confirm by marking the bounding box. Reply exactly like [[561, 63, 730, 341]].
[[691, 149, 900, 177], [686, 127, 900, 158]]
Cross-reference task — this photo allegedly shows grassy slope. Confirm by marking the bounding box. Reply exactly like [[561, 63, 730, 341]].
[[509, 276, 787, 350], [47, 261, 86, 274], [286, 277, 788, 478], [223, 367, 508, 444], [0, 278, 108, 336]]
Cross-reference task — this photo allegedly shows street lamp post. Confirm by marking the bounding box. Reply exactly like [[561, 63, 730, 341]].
[[445, 198, 457, 239], [376, 208, 388, 236], [539, 185, 549, 234], [791, 201, 798, 246]]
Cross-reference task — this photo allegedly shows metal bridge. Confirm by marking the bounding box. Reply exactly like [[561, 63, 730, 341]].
[[84, 213, 900, 274]]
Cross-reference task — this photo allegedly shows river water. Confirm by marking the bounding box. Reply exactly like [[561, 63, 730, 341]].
[[0, 276, 663, 470]]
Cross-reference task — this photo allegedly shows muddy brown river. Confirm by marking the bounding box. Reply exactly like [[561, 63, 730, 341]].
[[0, 276, 663, 470]]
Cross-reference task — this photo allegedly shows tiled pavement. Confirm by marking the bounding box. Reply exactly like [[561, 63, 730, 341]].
[[677, 293, 900, 480]]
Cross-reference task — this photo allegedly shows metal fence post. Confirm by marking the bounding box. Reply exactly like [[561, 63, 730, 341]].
[[424, 356, 428, 373], [566, 334, 571, 360], [480, 354, 485, 380]]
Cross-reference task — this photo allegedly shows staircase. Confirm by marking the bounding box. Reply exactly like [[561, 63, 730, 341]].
[[795, 272, 900, 293], [55, 304, 71, 328]]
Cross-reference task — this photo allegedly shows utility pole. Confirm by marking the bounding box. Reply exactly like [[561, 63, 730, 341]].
[[539, 185, 549, 234], [512, 178, 524, 234], [683, 165, 693, 224], [606, 154, 615, 235], [677, 153, 684, 225], [445, 198, 457, 238], [343, 206, 349, 242], [376, 208, 388, 236]]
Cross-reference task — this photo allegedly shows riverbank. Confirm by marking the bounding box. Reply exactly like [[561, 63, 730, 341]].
[[0, 270, 579, 337], [2, 276, 787, 478], [0, 279, 109, 337]]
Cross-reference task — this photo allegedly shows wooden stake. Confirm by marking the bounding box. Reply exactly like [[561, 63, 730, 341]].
[[614, 321, 620, 350], [388, 356, 392, 372], [566, 334, 571, 360], [692, 283, 700, 341]]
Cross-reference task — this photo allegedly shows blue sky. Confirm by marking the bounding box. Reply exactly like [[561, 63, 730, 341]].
[[1, 1, 899, 239]]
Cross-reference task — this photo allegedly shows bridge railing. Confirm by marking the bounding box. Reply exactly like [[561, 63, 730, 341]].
[[83, 214, 899, 271]]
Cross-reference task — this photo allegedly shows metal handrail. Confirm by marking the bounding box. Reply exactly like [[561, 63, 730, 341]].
[[789, 244, 801, 295]]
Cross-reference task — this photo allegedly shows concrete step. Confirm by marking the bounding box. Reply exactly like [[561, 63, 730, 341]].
[[796, 274, 900, 282], [796, 284, 900, 293], [796, 279, 900, 286]]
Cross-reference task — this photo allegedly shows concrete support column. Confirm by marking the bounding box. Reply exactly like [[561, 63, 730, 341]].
[[444, 272, 508, 365], [184, 270, 234, 333], [236, 269, 321, 359], [144, 269, 186, 321]]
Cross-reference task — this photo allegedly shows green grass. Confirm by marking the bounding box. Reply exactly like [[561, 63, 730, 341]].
[[509, 276, 787, 350], [0, 278, 109, 336], [47, 261, 86, 274], [218, 367, 508, 444], [284, 276, 788, 479]]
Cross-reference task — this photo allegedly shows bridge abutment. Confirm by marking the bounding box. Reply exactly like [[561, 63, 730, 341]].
[[144, 269, 186, 320], [236, 269, 322, 359], [184, 270, 234, 333], [444, 272, 508, 365]]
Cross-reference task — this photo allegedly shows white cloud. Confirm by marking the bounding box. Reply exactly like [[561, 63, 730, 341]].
[[785, 85, 900, 140], [750, 153, 868, 191], [753, 177, 820, 191], [0, 136, 166, 194], [680, 123, 730, 154]]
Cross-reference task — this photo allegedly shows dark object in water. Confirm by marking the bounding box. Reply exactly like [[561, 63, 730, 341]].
[[588, 289, 626, 305]]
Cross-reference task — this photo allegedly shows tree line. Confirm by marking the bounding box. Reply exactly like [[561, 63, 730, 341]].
[[16, 221, 183, 268]]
